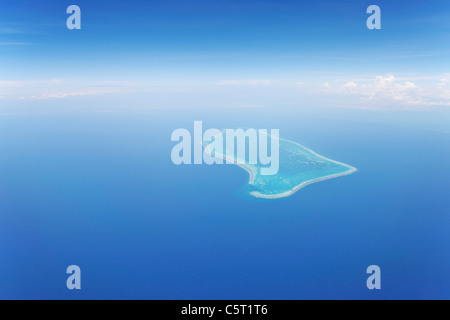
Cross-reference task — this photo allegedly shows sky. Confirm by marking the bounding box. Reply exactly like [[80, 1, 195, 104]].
[[0, 0, 449, 113], [1, 1, 449, 300]]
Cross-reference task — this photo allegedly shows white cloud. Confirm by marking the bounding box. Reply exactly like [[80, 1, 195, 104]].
[[24, 90, 114, 100], [437, 76, 449, 89], [2, 75, 450, 111], [0, 79, 142, 100], [342, 81, 357, 88], [322, 74, 450, 109], [0, 42, 33, 46], [373, 74, 395, 88], [0, 79, 64, 88], [216, 79, 272, 86]]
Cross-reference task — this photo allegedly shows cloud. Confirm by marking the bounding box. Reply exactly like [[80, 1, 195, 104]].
[[0, 78, 214, 101], [437, 76, 449, 89], [0, 79, 63, 88], [0, 79, 143, 100], [216, 79, 272, 86], [342, 81, 357, 88], [23, 90, 114, 100], [374, 75, 395, 88], [2, 75, 450, 111], [322, 74, 450, 109], [0, 42, 33, 46]]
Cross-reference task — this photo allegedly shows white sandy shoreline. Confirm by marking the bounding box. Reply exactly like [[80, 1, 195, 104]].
[[249, 166, 357, 199]]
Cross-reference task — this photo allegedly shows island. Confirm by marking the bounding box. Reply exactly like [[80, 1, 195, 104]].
[[203, 131, 357, 199]]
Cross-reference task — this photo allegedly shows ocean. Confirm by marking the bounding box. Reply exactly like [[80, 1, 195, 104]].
[[0, 110, 449, 299]]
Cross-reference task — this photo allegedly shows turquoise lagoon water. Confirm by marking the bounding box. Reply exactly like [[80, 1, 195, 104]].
[[204, 131, 357, 199]]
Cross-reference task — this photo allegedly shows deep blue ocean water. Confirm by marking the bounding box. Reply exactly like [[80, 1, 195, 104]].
[[0, 112, 449, 299]]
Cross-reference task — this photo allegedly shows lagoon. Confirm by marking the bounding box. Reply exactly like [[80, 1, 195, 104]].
[[205, 132, 357, 199]]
